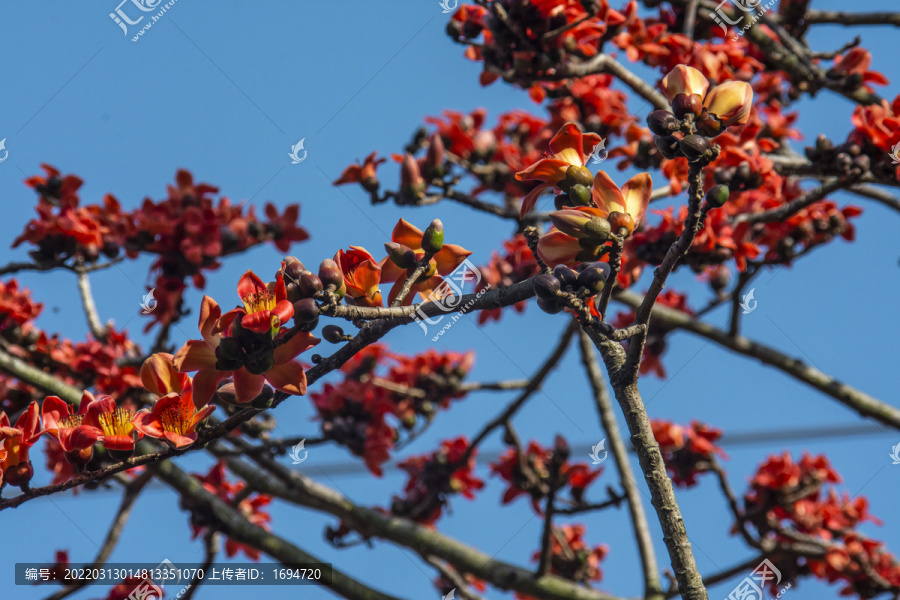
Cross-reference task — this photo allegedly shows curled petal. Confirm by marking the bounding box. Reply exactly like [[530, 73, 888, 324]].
[[591, 171, 626, 214]]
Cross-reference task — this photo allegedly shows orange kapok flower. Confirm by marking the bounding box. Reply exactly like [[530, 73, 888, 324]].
[[379, 219, 473, 306], [0, 401, 42, 487], [132, 381, 215, 448], [334, 151, 386, 191], [173, 288, 319, 406], [538, 172, 652, 266], [232, 270, 294, 334], [335, 246, 383, 307], [515, 122, 604, 217]]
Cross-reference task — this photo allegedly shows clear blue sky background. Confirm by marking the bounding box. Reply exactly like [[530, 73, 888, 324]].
[[1, 2, 898, 599]]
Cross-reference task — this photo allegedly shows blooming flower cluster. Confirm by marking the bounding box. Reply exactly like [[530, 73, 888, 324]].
[[310, 345, 475, 475], [391, 437, 483, 526], [742, 453, 900, 597], [191, 461, 272, 560], [15, 166, 309, 332], [650, 419, 726, 487], [490, 437, 603, 513]]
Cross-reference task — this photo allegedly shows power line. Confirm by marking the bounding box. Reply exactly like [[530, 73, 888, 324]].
[[42, 421, 892, 500]]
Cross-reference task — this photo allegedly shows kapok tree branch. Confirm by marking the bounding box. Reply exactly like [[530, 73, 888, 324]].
[[578, 328, 663, 600], [615, 289, 900, 430], [214, 450, 625, 600], [74, 268, 108, 341], [147, 458, 411, 600], [802, 10, 900, 27]]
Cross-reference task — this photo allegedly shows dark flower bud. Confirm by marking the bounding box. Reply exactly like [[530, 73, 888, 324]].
[[322, 324, 346, 344], [297, 271, 324, 298], [215, 382, 239, 405], [108, 448, 135, 462], [705, 184, 730, 208], [647, 110, 679, 136], [283, 256, 306, 281], [536, 296, 564, 314], [385, 242, 417, 269], [815, 134, 833, 154], [680, 135, 710, 161], [695, 111, 723, 137], [293, 298, 319, 323], [655, 135, 681, 160], [576, 264, 609, 294], [554, 193, 570, 211], [422, 219, 444, 255], [567, 183, 592, 206], [533, 273, 561, 301], [672, 93, 703, 120], [565, 165, 594, 187], [553, 264, 578, 288], [217, 336, 244, 361], [245, 351, 275, 376], [5, 461, 34, 487], [318, 259, 344, 290], [250, 386, 275, 409]]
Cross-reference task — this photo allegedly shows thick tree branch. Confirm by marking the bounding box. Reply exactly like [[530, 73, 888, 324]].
[[615, 290, 900, 430], [578, 329, 663, 600]]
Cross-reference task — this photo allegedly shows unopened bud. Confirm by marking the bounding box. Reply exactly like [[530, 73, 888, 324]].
[[322, 324, 346, 344], [647, 110, 679, 136], [293, 298, 320, 323], [565, 165, 594, 187], [385, 242, 417, 269], [553, 264, 578, 288], [655, 135, 681, 160], [607, 211, 635, 237], [705, 184, 730, 208], [533, 273, 561, 301], [585, 217, 612, 244], [318, 259, 343, 290], [672, 93, 703, 120], [567, 183, 592, 206], [422, 219, 444, 255], [536, 296, 564, 314], [297, 271, 324, 298], [680, 135, 710, 161]]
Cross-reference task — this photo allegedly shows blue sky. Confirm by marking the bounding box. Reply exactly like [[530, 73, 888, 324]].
[[1, 2, 899, 599]]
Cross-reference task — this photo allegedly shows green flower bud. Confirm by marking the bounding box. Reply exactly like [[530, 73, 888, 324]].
[[422, 219, 445, 255]]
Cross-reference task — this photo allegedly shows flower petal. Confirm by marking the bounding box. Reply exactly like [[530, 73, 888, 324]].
[[174, 340, 218, 373], [621, 173, 653, 227], [537, 231, 582, 267], [391, 219, 424, 251], [264, 360, 308, 396], [549, 122, 586, 165], [591, 171, 626, 214], [273, 331, 320, 365], [233, 367, 265, 403]]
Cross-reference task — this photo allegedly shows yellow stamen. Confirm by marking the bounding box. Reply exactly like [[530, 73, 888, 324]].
[[242, 288, 276, 315], [98, 408, 135, 437], [159, 402, 192, 435], [59, 415, 83, 429]]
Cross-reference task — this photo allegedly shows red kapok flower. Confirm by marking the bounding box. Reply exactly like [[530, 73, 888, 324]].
[[173, 291, 319, 406], [0, 401, 42, 487], [132, 382, 214, 448], [378, 219, 473, 306], [335, 246, 383, 307], [516, 122, 604, 217], [231, 270, 294, 334]]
